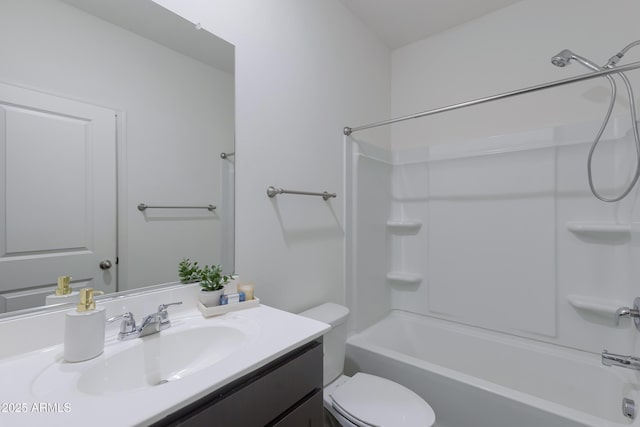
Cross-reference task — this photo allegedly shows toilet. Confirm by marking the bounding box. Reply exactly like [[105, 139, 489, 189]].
[[299, 303, 435, 427]]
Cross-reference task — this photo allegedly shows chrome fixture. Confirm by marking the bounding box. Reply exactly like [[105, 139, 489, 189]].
[[343, 60, 640, 136], [623, 398, 637, 420], [220, 151, 235, 159], [602, 350, 640, 371], [107, 302, 182, 341], [550, 49, 602, 71], [550, 41, 640, 202], [605, 41, 640, 68], [107, 312, 138, 341], [138, 203, 216, 212], [267, 186, 337, 200], [138, 302, 183, 337], [99, 260, 113, 270], [615, 297, 640, 330]]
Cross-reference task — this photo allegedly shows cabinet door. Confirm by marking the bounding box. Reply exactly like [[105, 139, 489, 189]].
[[0, 82, 116, 311], [164, 341, 323, 427], [271, 390, 323, 427]]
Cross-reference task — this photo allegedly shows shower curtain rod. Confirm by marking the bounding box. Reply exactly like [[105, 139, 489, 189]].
[[343, 60, 640, 136]]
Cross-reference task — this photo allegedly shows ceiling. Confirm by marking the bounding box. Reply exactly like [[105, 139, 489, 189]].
[[339, 0, 523, 49], [61, 0, 234, 73]]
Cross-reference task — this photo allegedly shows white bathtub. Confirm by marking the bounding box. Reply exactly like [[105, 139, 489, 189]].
[[345, 310, 640, 427]]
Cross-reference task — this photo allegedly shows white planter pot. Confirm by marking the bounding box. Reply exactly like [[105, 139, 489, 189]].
[[199, 289, 224, 307]]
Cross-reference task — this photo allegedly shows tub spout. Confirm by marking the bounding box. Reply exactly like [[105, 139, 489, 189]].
[[602, 350, 640, 371]]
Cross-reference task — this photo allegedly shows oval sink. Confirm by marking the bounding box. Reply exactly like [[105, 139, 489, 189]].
[[76, 325, 245, 395]]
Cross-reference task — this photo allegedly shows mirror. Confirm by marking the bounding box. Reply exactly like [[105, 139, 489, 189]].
[[0, 0, 235, 314]]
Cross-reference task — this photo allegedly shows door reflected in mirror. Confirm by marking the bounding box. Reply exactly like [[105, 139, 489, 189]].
[[0, 0, 235, 314]]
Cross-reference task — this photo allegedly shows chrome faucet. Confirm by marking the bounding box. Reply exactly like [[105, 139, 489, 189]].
[[107, 301, 182, 341], [602, 350, 640, 371], [139, 302, 183, 337]]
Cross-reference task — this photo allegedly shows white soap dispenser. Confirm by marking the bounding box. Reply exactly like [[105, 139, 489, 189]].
[[64, 287, 106, 363], [45, 275, 80, 305]]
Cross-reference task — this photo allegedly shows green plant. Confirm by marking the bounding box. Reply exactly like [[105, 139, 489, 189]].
[[178, 258, 201, 284], [199, 264, 230, 292]]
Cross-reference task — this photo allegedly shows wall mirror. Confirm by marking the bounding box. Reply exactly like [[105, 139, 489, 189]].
[[0, 0, 235, 315]]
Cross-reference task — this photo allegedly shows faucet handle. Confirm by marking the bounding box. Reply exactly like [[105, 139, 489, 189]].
[[157, 301, 182, 326], [158, 301, 183, 312], [615, 307, 638, 325], [107, 311, 135, 325], [616, 297, 640, 330], [107, 312, 138, 340]]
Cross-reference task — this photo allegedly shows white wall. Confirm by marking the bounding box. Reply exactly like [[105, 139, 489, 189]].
[[153, 0, 391, 312], [0, 0, 234, 292], [391, 0, 640, 149]]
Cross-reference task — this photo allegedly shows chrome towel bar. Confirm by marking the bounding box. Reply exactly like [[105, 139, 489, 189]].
[[137, 203, 216, 212], [266, 186, 336, 201]]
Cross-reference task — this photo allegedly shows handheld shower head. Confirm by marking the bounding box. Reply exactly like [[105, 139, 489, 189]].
[[550, 49, 602, 71], [551, 49, 573, 67], [550, 41, 640, 202]]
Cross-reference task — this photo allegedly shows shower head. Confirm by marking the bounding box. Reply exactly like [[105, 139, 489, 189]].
[[550, 49, 602, 71], [551, 49, 573, 67]]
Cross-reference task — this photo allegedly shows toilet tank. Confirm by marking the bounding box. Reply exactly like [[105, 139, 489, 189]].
[[299, 303, 350, 386]]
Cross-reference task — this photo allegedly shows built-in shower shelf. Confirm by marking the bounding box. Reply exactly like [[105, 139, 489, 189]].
[[566, 221, 631, 238], [567, 294, 625, 319], [386, 220, 422, 234], [386, 272, 422, 285]]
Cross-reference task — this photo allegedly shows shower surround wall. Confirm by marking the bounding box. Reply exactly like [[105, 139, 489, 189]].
[[349, 117, 640, 356]]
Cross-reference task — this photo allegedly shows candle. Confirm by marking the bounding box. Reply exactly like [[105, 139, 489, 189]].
[[238, 282, 255, 300]]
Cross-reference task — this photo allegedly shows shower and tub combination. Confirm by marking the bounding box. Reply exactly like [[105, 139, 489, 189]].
[[342, 41, 640, 427]]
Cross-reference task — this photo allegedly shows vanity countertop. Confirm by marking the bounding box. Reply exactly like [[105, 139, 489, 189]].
[[0, 303, 329, 427]]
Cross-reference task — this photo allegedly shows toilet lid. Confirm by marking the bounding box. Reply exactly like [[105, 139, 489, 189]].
[[330, 373, 435, 427]]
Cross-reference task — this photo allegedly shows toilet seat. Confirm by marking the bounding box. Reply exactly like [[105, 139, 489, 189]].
[[329, 373, 435, 427]]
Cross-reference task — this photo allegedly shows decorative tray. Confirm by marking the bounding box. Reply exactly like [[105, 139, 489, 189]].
[[197, 297, 260, 317]]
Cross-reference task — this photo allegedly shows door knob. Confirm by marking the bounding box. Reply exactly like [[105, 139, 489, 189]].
[[99, 260, 113, 270]]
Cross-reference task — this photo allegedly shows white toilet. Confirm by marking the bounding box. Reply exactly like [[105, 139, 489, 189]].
[[299, 303, 435, 427]]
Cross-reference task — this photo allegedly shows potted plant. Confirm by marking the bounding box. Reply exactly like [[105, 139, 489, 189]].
[[178, 259, 231, 307], [198, 264, 230, 307], [178, 258, 201, 284]]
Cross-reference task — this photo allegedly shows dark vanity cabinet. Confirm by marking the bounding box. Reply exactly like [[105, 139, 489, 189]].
[[152, 339, 324, 427]]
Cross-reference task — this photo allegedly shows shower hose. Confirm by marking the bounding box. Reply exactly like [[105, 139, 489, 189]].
[[586, 40, 640, 202]]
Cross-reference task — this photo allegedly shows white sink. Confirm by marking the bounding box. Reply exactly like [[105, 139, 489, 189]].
[[31, 315, 251, 399], [77, 325, 245, 395], [3, 300, 329, 427]]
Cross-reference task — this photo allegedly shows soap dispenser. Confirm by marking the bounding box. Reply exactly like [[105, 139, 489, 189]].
[[64, 288, 106, 363], [45, 276, 80, 305]]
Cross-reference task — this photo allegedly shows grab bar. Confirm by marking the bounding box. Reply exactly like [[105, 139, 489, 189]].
[[137, 203, 216, 212], [266, 186, 336, 201]]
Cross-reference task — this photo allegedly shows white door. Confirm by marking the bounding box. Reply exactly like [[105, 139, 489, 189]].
[[0, 83, 116, 312]]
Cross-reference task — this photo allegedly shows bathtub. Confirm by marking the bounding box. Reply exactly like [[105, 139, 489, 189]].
[[345, 310, 640, 427]]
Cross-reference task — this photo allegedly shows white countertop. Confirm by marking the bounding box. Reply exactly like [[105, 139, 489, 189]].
[[0, 303, 329, 426]]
